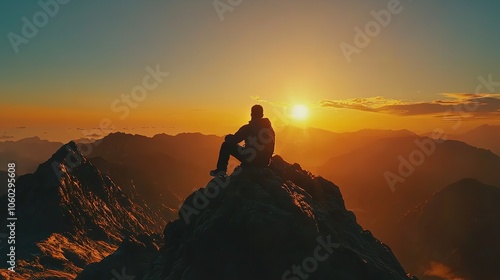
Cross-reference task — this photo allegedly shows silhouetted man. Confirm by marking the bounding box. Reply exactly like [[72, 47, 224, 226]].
[[210, 105, 275, 176]]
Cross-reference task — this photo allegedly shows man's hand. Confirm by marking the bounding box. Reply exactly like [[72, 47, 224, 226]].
[[225, 134, 235, 142]]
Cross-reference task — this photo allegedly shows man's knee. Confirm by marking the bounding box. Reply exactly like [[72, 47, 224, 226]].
[[221, 141, 235, 149]]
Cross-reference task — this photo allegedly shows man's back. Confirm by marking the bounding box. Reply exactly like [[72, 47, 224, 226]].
[[245, 117, 275, 166], [210, 105, 275, 176]]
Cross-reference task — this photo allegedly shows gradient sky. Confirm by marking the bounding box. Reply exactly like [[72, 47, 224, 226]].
[[1, 0, 500, 141]]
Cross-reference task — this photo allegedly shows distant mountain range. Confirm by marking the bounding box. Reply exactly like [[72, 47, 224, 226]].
[[87, 132, 223, 199], [315, 136, 500, 244], [0, 136, 63, 175], [449, 124, 500, 156], [276, 126, 416, 168]]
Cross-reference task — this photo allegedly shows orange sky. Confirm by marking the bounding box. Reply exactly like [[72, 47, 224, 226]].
[[1, 98, 499, 142], [1, 1, 500, 142]]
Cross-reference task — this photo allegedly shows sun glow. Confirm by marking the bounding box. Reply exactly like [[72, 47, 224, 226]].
[[291, 104, 309, 120]]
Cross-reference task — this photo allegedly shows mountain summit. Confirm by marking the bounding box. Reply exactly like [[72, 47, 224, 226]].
[[141, 156, 416, 280]]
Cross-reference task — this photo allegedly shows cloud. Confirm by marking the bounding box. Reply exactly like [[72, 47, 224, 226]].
[[15, 126, 26, 129], [0, 135, 14, 140], [92, 127, 114, 131], [424, 262, 466, 280], [320, 96, 404, 113], [320, 94, 500, 119], [87, 133, 102, 138]]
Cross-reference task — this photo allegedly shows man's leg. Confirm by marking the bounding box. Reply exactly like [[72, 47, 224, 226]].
[[216, 141, 245, 171]]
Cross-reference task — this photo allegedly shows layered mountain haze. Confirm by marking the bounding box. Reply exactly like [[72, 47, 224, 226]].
[[0, 142, 165, 279], [450, 124, 500, 156], [276, 126, 416, 168], [316, 136, 500, 244], [396, 178, 500, 280]]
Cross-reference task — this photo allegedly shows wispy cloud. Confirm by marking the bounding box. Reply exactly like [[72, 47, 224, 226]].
[[320, 96, 404, 113], [0, 135, 14, 140], [251, 96, 288, 108], [320, 94, 500, 118]]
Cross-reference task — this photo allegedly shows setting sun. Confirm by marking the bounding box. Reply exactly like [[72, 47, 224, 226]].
[[291, 104, 309, 120]]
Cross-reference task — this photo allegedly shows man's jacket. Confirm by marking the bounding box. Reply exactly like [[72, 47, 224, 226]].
[[226, 118, 275, 166]]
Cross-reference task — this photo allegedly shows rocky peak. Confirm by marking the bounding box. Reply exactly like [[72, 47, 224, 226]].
[[143, 156, 416, 280], [0, 142, 165, 278]]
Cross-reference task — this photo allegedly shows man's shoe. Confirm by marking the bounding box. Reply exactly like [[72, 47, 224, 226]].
[[210, 169, 227, 177]]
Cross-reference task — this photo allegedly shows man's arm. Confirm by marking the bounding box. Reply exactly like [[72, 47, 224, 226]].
[[225, 124, 249, 144]]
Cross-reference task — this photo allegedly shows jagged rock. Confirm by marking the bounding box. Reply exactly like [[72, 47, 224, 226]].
[[76, 233, 162, 280], [143, 156, 417, 280], [0, 142, 165, 279]]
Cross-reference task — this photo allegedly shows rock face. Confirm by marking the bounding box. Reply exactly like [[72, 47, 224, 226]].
[[0, 142, 165, 279], [76, 234, 162, 280], [143, 156, 416, 280]]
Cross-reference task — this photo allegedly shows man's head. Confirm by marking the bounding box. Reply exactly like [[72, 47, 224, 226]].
[[251, 105, 264, 119]]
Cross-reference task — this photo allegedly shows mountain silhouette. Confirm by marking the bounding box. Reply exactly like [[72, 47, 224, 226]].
[[450, 124, 500, 156], [0, 170, 7, 196], [88, 132, 222, 199], [316, 136, 500, 243], [131, 156, 416, 280], [0, 141, 164, 279], [396, 178, 500, 280], [0, 136, 63, 175], [277, 126, 416, 168]]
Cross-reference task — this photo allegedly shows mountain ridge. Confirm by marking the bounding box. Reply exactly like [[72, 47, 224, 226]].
[[0, 141, 165, 279]]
